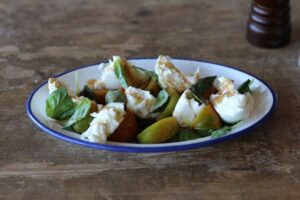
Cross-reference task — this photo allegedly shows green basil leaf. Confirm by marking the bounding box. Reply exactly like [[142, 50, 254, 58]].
[[114, 59, 128, 88], [46, 87, 76, 120], [64, 98, 91, 128], [238, 79, 253, 94], [210, 120, 242, 138], [71, 115, 93, 133], [105, 90, 126, 104], [177, 128, 211, 142], [210, 126, 232, 138], [179, 129, 202, 141], [151, 90, 169, 112], [190, 76, 217, 103]]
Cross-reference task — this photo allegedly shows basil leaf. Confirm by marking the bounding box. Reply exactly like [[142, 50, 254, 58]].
[[71, 115, 93, 133], [46, 87, 76, 120], [190, 76, 217, 103], [64, 98, 91, 128], [210, 120, 242, 138], [179, 129, 202, 141], [238, 79, 253, 94], [105, 90, 126, 104], [210, 126, 232, 138], [114, 59, 128, 88], [175, 128, 211, 142], [151, 90, 169, 112]]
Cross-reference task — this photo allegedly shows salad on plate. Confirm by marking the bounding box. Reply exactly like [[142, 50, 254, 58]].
[[45, 55, 255, 144]]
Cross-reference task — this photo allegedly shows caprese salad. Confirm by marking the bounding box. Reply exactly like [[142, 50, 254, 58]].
[[45, 56, 254, 144]]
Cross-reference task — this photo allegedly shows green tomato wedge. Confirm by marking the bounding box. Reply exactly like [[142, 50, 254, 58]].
[[191, 103, 222, 130], [157, 88, 180, 120], [137, 117, 179, 144]]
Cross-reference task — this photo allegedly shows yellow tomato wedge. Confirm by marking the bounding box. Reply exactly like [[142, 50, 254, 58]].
[[191, 103, 222, 130], [137, 117, 179, 144]]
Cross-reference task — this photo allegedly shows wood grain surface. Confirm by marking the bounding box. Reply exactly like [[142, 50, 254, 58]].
[[0, 0, 300, 199]]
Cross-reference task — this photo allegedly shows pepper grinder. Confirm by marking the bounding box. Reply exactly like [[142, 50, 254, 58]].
[[247, 0, 291, 48]]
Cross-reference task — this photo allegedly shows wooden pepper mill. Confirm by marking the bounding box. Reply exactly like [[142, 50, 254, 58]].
[[247, 0, 291, 48]]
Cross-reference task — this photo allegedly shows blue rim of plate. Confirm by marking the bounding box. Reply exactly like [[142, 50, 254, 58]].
[[26, 58, 277, 153]]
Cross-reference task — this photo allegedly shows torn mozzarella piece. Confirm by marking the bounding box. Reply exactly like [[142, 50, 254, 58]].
[[125, 86, 156, 118], [173, 90, 204, 127], [211, 91, 254, 123], [213, 76, 235, 92], [96, 57, 122, 90], [81, 103, 125, 144], [155, 55, 191, 93], [187, 67, 201, 85], [48, 78, 75, 96], [48, 78, 65, 94]]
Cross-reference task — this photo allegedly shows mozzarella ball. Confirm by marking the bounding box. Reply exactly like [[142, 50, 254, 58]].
[[173, 90, 204, 127], [211, 92, 254, 123], [81, 103, 125, 143], [125, 86, 156, 118]]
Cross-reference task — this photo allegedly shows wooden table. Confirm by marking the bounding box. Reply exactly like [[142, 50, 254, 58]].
[[1, 0, 299, 199]]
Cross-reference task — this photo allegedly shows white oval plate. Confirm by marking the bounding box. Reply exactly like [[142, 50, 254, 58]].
[[26, 58, 277, 153]]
